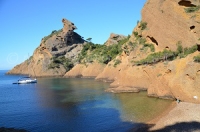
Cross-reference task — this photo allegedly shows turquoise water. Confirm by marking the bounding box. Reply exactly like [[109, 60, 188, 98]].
[[0, 70, 172, 132]]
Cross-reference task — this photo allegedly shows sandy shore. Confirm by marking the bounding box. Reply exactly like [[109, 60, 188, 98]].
[[149, 102, 200, 131], [134, 101, 200, 131]]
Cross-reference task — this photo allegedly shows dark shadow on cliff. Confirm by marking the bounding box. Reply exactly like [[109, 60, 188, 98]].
[[129, 121, 200, 132]]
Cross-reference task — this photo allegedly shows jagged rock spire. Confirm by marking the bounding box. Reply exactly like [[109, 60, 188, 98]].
[[62, 18, 77, 33]]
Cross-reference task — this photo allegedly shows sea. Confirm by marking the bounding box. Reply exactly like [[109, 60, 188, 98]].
[[0, 70, 172, 132]]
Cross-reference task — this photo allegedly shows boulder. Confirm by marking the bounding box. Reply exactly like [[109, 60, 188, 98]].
[[104, 33, 127, 46]]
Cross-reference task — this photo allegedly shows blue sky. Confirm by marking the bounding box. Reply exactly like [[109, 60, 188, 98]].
[[0, 0, 146, 70]]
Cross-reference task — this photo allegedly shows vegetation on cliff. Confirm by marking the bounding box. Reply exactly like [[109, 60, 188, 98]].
[[42, 29, 63, 43], [78, 36, 130, 65], [134, 42, 198, 65], [184, 5, 200, 13], [194, 54, 200, 63], [48, 56, 74, 72], [139, 21, 147, 30]]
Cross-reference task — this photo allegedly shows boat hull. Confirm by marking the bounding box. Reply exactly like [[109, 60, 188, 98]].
[[17, 78, 37, 84]]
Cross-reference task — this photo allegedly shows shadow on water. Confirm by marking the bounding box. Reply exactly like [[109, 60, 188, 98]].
[[129, 121, 200, 132]]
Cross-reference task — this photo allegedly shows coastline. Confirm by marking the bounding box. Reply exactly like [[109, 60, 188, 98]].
[[133, 101, 200, 131], [149, 102, 200, 131], [6, 73, 200, 131], [147, 101, 177, 125]]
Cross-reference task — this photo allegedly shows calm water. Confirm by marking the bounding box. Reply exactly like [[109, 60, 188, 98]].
[[0, 70, 172, 132]]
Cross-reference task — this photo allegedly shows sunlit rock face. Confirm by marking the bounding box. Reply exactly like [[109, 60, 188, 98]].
[[7, 18, 85, 77]]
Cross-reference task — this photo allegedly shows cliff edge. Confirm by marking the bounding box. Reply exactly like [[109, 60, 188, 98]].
[[7, 18, 85, 77]]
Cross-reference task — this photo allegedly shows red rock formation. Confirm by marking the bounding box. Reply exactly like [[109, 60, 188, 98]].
[[7, 18, 85, 77]]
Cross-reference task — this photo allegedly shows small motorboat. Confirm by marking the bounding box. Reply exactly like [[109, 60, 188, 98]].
[[13, 77, 37, 84], [18, 77, 37, 84], [13, 54, 37, 84]]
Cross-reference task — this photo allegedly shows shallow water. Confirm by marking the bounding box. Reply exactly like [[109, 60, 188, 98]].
[[0, 70, 172, 132]]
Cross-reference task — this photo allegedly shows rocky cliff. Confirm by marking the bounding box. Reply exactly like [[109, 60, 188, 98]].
[[7, 18, 85, 77], [104, 33, 127, 46], [100, 0, 200, 103], [8, 0, 200, 103]]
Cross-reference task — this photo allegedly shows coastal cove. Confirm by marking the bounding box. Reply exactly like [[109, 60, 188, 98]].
[[0, 70, 172, 131]]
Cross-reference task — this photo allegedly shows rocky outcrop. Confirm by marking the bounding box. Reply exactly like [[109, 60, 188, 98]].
[[95, 0, 200, 103], [64, 62, 105, 78], [104, 51, 200, 103], [104, 33, 127, 46], [7, 18, 85, 76], [135, 0, 200, 51]]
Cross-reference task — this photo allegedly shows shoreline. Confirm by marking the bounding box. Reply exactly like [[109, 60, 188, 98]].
[[6, 73, 200, 131], [149, 102, 200, 131], [134, 101, 200, 131], [147, 101, 177, 125]]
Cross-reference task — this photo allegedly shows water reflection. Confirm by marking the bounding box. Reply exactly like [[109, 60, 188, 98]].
[[114, 92, 172, 122], [35, 78, 110, 108], [0, 72, 173, 131], [36, 78, 172, 123]]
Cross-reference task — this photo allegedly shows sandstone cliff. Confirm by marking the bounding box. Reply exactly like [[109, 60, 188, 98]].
[[139, 0, 200, 51], [8, 0, 200, 103], [101, 0, 200, 103], [7, 18, 85, 77]]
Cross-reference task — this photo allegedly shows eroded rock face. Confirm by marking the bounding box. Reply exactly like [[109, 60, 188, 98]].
[[7, 18, 85, 77], [62, 18, 77, 32], [104, 33, 127, 46], [64, 62, 105, 78], [139, 0, 200, 51], [104, 52, 200, 103], [100, 0, 200, 103]]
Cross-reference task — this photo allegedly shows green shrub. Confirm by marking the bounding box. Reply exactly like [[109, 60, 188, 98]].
[[63, 58, 74, 71], [78, 37, 128, 64], [184, 45, 197, 56], [194, 54, 200, 63], [48, 62, 60, 69], [175, 41, 197, 58], [133, 31, 138, 37], [43, 29, 63, 43], [149, 44, 155, 52], [138, 37, 146, 45], [129, 42, 138, 51], [176, 41, 183, 55], [143, 43, 155, 52], [114, 59, 121, 67], [135, 44, 198, 66], [185, 5, 200, 13], [140, 21, 147, 30], [99, 55, 111, 64], [48, 56, 74, 71], [135, 49, 176, 65]]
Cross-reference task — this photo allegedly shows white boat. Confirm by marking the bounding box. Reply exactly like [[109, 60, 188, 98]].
[[17, 77, 37, 84], [13, 54, 37, 84]]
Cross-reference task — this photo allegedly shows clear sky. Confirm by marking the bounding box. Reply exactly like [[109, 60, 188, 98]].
[[0, 0, 146, 70]]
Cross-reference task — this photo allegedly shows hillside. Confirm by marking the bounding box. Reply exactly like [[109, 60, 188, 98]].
[[7, 18, 85, 77], [8, 0, 200, 103]]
